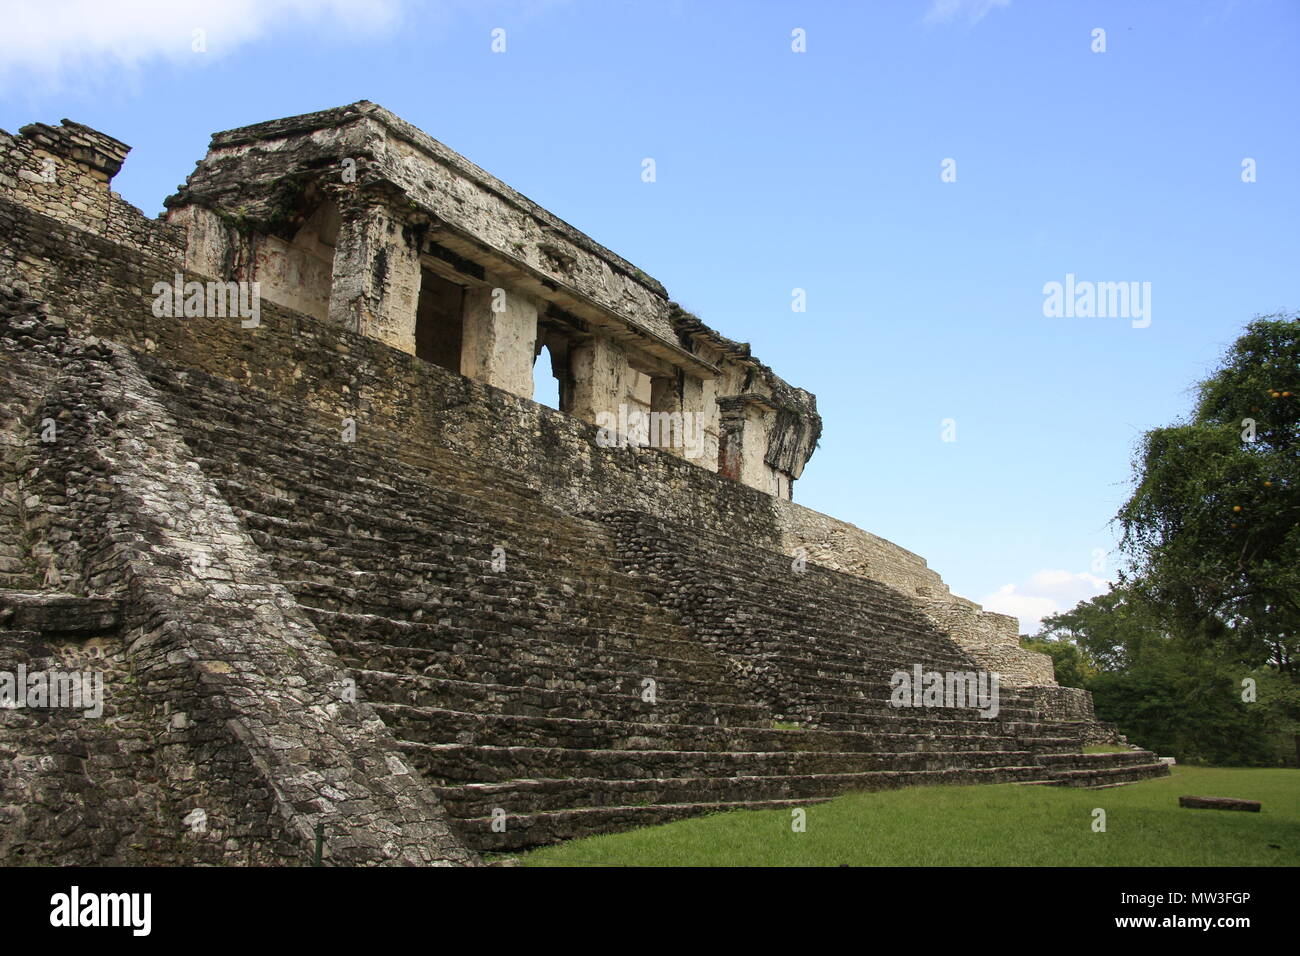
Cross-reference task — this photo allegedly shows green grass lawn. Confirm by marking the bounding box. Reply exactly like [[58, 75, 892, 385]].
[[518, 766, 1299, 867]]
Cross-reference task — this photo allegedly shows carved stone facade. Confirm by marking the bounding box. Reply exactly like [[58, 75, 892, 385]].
[[163, 102, 820, 499]]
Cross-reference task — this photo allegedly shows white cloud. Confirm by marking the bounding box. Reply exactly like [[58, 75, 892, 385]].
[[0, 0, 404, 90], [923, 0, 1011, 27], [980, 569, 1108, 634]]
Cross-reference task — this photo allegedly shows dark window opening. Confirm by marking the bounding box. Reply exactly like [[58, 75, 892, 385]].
[[415, 268, 464, 373]]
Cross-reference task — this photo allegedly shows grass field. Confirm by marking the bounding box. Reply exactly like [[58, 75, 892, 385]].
[[518, 766, 1299, 867]]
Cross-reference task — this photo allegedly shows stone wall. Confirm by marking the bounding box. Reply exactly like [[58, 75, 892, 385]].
[[0, 120, 184, 263], [0, 597, 281, 866], [1023, 686, 1122, 744]]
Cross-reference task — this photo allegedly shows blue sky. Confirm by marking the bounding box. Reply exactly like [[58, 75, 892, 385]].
[[3, 0, 1297, 629]]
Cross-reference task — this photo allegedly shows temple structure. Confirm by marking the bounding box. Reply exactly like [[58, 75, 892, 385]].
[[0, 105, 1165, 866], [164, 103, 820, 499]]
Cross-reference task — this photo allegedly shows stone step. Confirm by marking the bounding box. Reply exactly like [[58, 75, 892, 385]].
[[230, 496, 609, 578], [358, 669, 769, 725], [175, 405, 557, 523], [342, 646, 751, 706], [805, 708, 1078, 739], [455, 797, 837, 852], [284, 578, 684, 640], [665, 588, 973, 669], [1043, 761, 1172, 788], [302, 608, 715, 680], [400, 741, 1042, 784], [611, 522, 935, 624], [306, 605, 706, 661], [788, 688, 1038, 722], [373, 703, 1046, 754], [1036, 750, 1161, 769], [448, 764, 1052, 851], [196, 444, 601, 557], [327, 629, 1007, 713], [301, 583, 972, 686], [436, 764, 1050, 822], [331, 636, 735, 691]]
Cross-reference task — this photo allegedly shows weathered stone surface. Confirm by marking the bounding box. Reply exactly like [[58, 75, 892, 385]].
[[0, 591, 120, 635], [1179, 796, 1261, 812], [158, 103, 820, 500]]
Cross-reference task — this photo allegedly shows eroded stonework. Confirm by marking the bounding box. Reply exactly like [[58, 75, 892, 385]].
[[163, 102, 819, 499], [0, 107, 1164, 865]]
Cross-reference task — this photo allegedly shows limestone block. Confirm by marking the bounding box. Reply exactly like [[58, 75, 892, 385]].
[[1179, 796, 1260, 812], [328, 201, 421, 355], [570, 335, 630, 426], [461, 286, 539, 398]]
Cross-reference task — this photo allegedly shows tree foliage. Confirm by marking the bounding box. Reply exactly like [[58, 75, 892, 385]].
[[1035, 589, 1297, 765], [1031, 318, 1300, 763], [1035, 588, 1165, 673], [1117, 314, 1299, 672]]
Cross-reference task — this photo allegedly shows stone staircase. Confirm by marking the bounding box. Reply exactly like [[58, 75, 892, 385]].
[[140, 358, 1169, 852]]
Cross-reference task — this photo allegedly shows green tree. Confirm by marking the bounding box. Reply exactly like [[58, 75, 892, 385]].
[[1035, 588, 1296, 765], [1086, 648, 1276, 765], [1117, 314, 1299, 674], [1035, 588, 1165, 673], [1020, 635, 1094, 688]]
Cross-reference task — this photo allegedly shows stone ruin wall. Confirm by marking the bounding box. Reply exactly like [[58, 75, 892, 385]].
[[772, 502, 1057, 687], [0, 120, 184, 263], [0, 110, 1062, 701]]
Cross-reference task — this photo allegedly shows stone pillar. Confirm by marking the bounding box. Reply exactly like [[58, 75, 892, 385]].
[[570, 335, 630, 428], [717, 398, 747, 481], [717, 396, 777, 492], [460, 286, 539, 399], [682, 375, 720, 471], [328, 200, 421, 354]]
